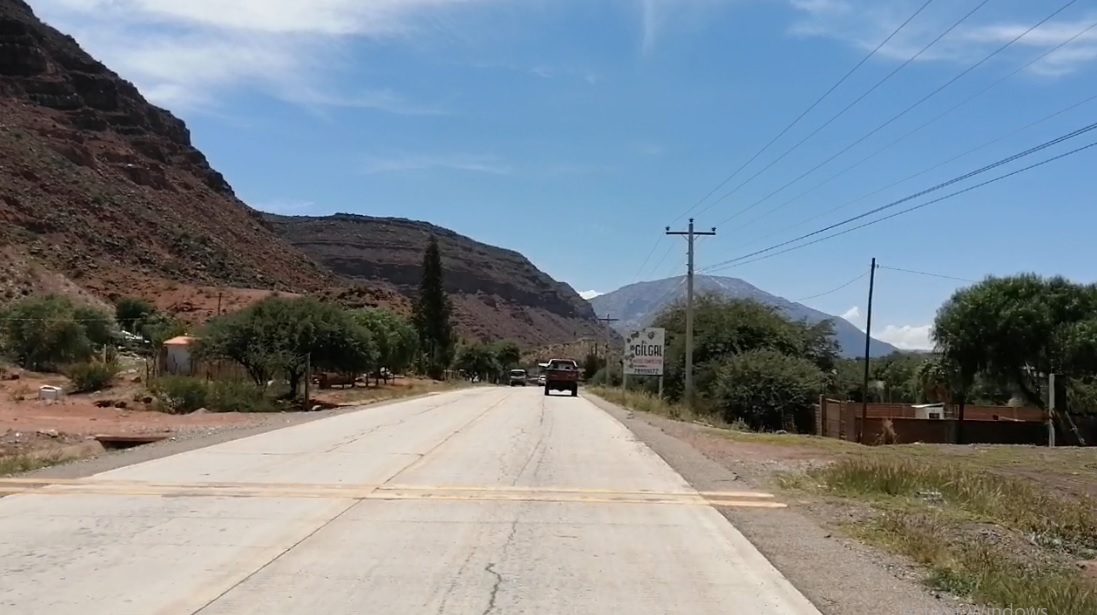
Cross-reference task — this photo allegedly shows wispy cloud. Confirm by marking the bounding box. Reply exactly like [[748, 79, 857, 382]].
[[29, 0, 504, 113], [876, 323, 933, 350], [788, 0, 1097, 77], [579, 290, 604, 300], [363, 153, 513, 175], [638, 0, 740, 54]]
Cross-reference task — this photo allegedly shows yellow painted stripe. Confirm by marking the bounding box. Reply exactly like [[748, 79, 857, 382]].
[[0, 478, 774, 501], [0, 484, 784, 507]]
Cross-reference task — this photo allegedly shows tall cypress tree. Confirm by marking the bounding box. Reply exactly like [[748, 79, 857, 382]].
[[412, 235, 454, 379]]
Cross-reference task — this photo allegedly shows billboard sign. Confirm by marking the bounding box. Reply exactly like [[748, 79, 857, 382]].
[[624, 327, 666, 376]]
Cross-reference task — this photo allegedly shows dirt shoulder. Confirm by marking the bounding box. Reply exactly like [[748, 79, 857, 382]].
[[1, 370, 457, 479], [589, 388, 1097, 615], [586, 392, 958, 615]]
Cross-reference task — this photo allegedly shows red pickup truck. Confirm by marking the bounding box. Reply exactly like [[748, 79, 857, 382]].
[[543, 358, 580, 397]]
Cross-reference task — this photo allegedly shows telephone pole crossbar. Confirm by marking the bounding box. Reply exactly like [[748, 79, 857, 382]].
[[594, 315, 619, 357], [666, 218, 716, 406]]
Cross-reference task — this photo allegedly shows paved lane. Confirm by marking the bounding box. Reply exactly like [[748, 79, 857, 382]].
[[0, 387, 820, 615]]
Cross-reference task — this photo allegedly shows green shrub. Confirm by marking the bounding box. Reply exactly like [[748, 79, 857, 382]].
[[66, 361, 119, 393], [151, 376, 208, 414], [208, 380, 279, 413]]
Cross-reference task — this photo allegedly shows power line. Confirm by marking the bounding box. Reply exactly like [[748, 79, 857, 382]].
[[701, 120, 1097, 271], [734, 90, 1097, 251], [705, 138, 1097, 272], [733, 16, 1097, 235], [712, 0, 1081, 228], [692, 0, 993, 221], [878, 265, 978, 284], [795, 271, 869, 302], [668, 0, 939, 225]]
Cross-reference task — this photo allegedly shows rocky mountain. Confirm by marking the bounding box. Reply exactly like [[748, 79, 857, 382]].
[[0, 0, 333, 310], [588, 275, 901, 358], [0, 0, 611, 347], [263, 214, 615, 347]]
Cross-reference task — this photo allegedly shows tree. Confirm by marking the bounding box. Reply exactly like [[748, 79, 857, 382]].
[[493, 340, 522, 370], [932, 274, 1097, 408], [412, 235, 455, 379], [0, 295, 115, 370], [453, 343, 499, 381], [711, 348, 825, 432], [352, 308, 418, 380], [582, 352, 606, 380], [198, 297, 377, 396], [653, 293, 838, 403], [114, 297, 155, 333]]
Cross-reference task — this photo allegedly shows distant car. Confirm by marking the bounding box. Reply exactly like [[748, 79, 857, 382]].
[[537, 374, 546, 386], [508, 369, 527, 386]]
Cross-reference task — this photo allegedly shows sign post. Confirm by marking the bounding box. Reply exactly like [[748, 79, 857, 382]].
[[623, 328, 666, 393]]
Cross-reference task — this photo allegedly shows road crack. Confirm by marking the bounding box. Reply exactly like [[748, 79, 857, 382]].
[[480, 562, 503, 615]]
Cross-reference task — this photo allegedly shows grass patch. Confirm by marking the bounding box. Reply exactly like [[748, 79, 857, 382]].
[[314, 378, 461, 405], [589, 386, 722, 424], [804, 457, 1097, 612], [149, 376, 287, 413]]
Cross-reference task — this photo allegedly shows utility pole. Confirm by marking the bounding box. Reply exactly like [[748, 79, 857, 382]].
[[303, 352, 311, 412], [666, 218, 716, 406], [595, 314, 618, 359], [858, 258, 878, 444]]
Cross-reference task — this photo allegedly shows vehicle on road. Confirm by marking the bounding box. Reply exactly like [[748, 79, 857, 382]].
[[508, 368, 527, 386], [537, 374, 546, 386], [543, 358, 580, 397]]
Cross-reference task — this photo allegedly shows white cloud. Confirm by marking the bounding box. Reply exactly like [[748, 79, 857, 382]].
[[363, 153, 512, 174], [638, 0, 740, 53], [29, 0, 503, 112], [788, 1, 1097, 77], [875, 324, 934, 351], [579, 290, 603, 300], [840, 305, 860, 321]]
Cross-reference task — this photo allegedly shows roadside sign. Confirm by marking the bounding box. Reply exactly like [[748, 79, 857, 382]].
[[623, 327, 665, 376]]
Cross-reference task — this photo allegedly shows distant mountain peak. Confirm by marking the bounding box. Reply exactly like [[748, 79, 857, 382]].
[[588, 274, 899, 358]]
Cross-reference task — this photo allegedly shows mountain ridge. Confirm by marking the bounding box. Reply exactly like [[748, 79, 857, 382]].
[[588, 275, 901, 358], [0, 0, 614, 348]]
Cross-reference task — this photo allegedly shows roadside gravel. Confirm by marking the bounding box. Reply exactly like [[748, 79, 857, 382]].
[[588, 393, 961, 615]]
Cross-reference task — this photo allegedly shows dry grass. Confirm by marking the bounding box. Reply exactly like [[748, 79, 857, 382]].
[[310, 377, 462, 406], [593, 385, 1097, 613], [589, 386, 729, 426]]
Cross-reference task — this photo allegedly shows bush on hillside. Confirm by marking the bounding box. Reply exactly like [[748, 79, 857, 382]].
[[66, 361, 119, 393]]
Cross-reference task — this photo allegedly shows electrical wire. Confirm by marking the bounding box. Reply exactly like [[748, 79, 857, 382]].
[[692, 0, 994, 221], [736, 90, 1097, 251], [668, 0, 939, 225], [711, 0, 1081, 227], [704, 138, 1097, 272], [732, 16, 1097, 235], [795, 271, 870, 302], [878, 265, 978, 284], [700, 120, 1097, 271]]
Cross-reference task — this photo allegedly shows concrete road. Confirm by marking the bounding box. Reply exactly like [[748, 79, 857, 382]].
[[0, 387, 821, 615]]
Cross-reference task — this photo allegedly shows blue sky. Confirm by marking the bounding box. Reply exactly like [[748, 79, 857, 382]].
[[30, 0, 1097, 350]]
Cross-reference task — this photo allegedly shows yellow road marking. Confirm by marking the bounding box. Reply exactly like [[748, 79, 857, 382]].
[[0, 478, 774, 499], [0, 480, 784, 507]]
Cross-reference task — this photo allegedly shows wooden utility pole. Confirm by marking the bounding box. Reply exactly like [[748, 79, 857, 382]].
[[303, 352, 311, 412], [595, 314, 618, 359], [666, 218, 716, 405], [858, 258, 878, 444]]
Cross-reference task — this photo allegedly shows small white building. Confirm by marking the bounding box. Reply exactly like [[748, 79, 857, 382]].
[[161, 335, 198, 375]]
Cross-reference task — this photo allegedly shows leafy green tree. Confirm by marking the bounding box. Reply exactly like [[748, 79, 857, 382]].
[[582, 352, 606, 380], [653, 294, 838, 403], [453, 343, 499, 381], [137, 312, 188, 348], [0, 295, 115, 370], [114, 297, 156, 333], [933, 274, 1097, 408], [353, 308, 418, 379], [493, 340, 522, 370], [198, 297, 377, 396], [412, 235, 455, 379], [710, 348, 826, 432]]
